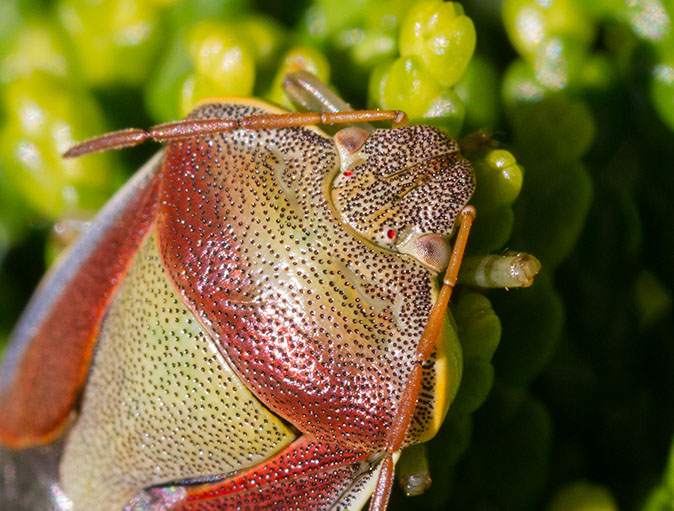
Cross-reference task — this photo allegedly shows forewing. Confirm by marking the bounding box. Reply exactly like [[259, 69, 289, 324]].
[[0, 152, 162, 447]]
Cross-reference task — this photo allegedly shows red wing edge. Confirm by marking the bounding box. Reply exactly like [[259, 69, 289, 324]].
[[0, 151, 163, 448], [123, 437, 384, 511]]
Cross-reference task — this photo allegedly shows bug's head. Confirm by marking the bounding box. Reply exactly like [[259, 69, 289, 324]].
[[331, 125, 475, 272]]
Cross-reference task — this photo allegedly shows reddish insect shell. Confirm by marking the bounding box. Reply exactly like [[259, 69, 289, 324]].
[[156, 101, 471, 451], [0, 98, 474, 511]]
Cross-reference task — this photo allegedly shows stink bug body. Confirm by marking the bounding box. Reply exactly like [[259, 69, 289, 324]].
[[0, 76, 482, 511]]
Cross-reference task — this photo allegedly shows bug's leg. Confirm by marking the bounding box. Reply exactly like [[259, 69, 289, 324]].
[[64, 111, 408, 158], [282, 71, 379, 133], [283, 71, 355, 115], [368, 205, 477, 511]]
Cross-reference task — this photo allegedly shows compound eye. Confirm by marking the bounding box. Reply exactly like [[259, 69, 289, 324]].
[[335, 127, 370, 155], [413, 234, 450, 272]]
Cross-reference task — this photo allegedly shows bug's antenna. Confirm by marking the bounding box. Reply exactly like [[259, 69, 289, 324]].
[[368, 205, 477, 511], [64, 110, 409, 158], [63, 129, 150, 158]]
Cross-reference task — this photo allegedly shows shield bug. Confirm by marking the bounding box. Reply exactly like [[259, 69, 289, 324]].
[[0, 73, 526, 511]]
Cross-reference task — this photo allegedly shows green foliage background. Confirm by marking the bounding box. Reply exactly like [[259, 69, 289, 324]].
[[1, 1, 674, 510]]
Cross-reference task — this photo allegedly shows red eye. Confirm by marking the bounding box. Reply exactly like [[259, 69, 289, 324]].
[[343, 171, 352, 176], [386, 229, 396, 240]]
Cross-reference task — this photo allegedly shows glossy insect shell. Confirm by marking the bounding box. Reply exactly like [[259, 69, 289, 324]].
[[0, 98, 474, 511]]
